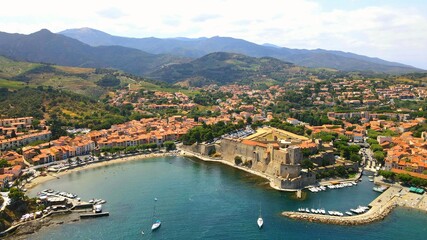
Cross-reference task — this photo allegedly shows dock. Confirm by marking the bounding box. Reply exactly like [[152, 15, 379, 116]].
[[80, 212, 110, 218], [282, 186, 426, 225]]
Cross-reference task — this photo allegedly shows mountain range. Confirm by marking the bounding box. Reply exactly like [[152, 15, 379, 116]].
[[0, 29, 186, 76], [59, 27, 423, 74], [0, 28, 425, 88]]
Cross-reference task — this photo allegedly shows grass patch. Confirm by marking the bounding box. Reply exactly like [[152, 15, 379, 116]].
[[138, 81, 199, 97], [0, 79, 27, 89], [0, 56, 41, 78], [54, 66, 95, 74]]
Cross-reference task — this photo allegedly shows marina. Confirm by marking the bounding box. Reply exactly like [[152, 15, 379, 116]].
[[308, 181, 358, 192], [283, 186, 427, 225]]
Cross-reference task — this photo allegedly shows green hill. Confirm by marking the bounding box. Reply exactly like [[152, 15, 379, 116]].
[[0, 56, 132, 98], [149, 52, 321, 86]]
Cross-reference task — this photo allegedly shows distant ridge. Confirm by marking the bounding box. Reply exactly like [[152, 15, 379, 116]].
[[0, 29, 187, 76], [59, 27, 424, 73]]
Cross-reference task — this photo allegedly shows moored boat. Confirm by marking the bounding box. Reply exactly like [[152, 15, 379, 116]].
[[257, 217, 264, 228], [373, 185, 388, 193], [151, 220, 161, 231], [257, 205, 264, 228]]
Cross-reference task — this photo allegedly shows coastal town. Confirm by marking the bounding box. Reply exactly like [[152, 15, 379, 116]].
[[1, 74, 427, 237], [1, 0, 427, 238]]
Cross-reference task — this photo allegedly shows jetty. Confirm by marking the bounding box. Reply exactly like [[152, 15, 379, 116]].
[[282, 186, 427, 225], [80, 212, 110, 218]]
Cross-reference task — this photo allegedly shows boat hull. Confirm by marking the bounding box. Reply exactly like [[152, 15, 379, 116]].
[[151, 222, 161, 231], [257, 218, 263, 228]]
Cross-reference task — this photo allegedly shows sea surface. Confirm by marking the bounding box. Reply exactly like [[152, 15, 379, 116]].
[[29, 156, 427, 240]]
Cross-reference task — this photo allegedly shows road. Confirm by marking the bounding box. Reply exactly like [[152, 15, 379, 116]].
[[0, 192, 11, 211]]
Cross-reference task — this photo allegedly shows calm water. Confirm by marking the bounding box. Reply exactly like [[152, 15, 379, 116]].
[[29, 157, 427, 240]]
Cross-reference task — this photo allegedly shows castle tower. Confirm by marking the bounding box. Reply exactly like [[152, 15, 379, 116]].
[[287, 146, 302, 165]]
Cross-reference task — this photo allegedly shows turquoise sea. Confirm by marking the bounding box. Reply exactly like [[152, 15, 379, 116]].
[[29, 156, 427, 240]]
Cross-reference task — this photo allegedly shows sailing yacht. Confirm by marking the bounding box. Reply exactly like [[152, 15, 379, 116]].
[[151, 198, 161, 231], [257, 207, 264, 229], [151, 219, 161, 231]]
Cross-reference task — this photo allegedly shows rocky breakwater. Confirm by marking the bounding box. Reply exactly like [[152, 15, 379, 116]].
[[282, 187, 400, 225]]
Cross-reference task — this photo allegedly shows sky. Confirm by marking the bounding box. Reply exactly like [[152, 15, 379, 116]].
[[1, 0, 427, 69]]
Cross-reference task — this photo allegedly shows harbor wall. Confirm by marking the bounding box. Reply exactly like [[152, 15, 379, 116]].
[[282, 187, 406, 225]]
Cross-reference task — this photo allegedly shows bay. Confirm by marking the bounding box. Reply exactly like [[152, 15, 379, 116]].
[[29, 156, 427, 240]]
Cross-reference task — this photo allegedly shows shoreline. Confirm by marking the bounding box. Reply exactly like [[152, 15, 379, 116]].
[[180, 149, 362, 192], [24, 152, 177, 190], [180, 149, 299, 192], [4, 152, 178, 238]]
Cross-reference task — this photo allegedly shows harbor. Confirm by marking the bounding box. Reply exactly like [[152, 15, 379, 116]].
[[282, 185, 427, 225], [16, 156, 427, 240], [0, 188, 109, 238]]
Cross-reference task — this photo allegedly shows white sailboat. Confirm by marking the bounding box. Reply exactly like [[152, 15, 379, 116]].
[[151, 198, 161, 231], [257, 206, 264, 229]]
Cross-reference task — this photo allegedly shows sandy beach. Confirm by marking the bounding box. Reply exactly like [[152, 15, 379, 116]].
[[24, 152, 177, 190]]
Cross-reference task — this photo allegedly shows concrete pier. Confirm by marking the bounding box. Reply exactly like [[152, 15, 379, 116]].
[[282, 186, 426, 225]]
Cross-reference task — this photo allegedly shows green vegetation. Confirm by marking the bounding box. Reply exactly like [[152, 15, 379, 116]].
[[193, 91, 232, 106], [313, 131, 338, 142], [367, 129, 397, 139], [0, 188, 38, 232], [149, 52, 313, 87], [0, 87, 135, 133], [181, 121, 245, 145], [378, 170, 427, 187], [333, 138, 361, 162], [0, 79, 26, 89], [163, 141, 176, 151], [301, 159, 314, 170], [316, 166, 356, 179], [252, 118, 305, 135], [0, 159, 11, 168], [96, 74, 121, 87]]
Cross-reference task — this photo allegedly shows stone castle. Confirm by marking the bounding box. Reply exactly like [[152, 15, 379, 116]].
[[219, 127, 316, 189]]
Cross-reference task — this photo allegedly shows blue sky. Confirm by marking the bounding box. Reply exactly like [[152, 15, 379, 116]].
[[1, 0, 426, 69]]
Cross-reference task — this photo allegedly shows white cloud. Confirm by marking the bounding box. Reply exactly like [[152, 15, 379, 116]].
[[0, 0, 426, 68]]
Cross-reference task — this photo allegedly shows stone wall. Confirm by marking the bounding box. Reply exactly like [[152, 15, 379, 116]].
[[309, 150, 335, 166]]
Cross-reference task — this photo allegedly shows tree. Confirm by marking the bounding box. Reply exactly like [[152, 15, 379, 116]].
[[301, 159, 314, 170], [370, 144, 383, 152], [8, 187, 25, 205], [0, 159, 11, 168], [163, 141, 176, 151], [10, 130, 17, 138], [336, 166, 347, 177], [373, 151, 385, 163], [31, 119, 41, 129], [350, 153, 361, 163], [50, 119, 66, 140], [378, 170, 395, 180], [96, 74, 120, 87], [246, 116, 253, 125]]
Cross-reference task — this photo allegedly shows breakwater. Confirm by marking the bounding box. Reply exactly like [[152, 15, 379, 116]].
[[282, 186, 426, 225]]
